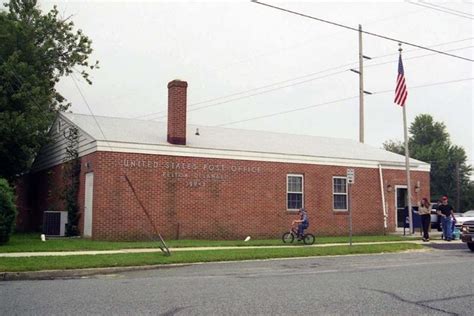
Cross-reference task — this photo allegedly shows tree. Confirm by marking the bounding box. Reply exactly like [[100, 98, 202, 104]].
[[0, 177, 17, 244], [381, 139, 404, 156], [383, 114, 473, 210], [63, 126, 81, 236], [0, 0, 98, 181]]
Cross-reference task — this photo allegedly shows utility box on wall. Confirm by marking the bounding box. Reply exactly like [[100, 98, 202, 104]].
[[43, 211, 68, 236]]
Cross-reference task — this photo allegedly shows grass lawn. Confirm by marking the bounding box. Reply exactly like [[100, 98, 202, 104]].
[[0, 233, 419, 253], [0, 243, 423, 272]]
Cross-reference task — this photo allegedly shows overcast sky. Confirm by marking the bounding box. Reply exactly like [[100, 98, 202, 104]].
[[41, 0, 473, 168]]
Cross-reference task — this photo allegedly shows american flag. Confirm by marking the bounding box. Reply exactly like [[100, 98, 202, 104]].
[[394, 54, 408, 107]]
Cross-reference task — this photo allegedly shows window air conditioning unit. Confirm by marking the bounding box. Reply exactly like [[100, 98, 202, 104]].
[[43, 211, 68, 236]]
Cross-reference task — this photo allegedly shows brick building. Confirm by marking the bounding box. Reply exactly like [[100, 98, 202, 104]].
[[16, 80, 430, 240]]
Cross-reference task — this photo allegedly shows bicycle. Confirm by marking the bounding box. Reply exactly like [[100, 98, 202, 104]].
[[282, 225, 315, 245]]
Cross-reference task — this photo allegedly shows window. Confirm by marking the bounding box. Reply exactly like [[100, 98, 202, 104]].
[[333, 177, 347, 210], [287, 174, 303, 210]]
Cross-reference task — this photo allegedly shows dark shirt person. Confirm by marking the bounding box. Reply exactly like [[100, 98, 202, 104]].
[[437, 196, 454, 241], [292, 208, 309, 239], [417, 198, 431, 241]]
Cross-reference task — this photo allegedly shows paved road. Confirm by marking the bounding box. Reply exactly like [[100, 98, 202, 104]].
[[1, 246, 473, 315]]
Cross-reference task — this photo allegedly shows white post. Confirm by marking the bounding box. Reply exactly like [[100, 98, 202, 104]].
[[378, 164, 387, 230], [403, 105, 413, 234], [348, 183, 353, 246]]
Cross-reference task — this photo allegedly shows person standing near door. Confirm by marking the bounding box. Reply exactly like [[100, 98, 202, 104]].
[[437, 195, 454, 241], [417, 197, 432, 241]]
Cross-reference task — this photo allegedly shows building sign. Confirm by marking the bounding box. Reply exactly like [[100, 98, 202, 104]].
[[121, 159, 262, 188]]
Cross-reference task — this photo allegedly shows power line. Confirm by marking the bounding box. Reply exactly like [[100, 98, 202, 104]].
[[211, 76, 473, 127], [251, 0, 474, 62], [133, 4, 437, 121], [366, 45, 474, 69], [421, 1, 474, 17], [371, 37, 473, 60], [373, 77, 474, 95], [70, 74, 171, 254], [138, 38, 473, 121], [205, 4, 428, 74], [70, 74, 113, 150], [134, 62, 357, 120], [150, 69, 350, 121], [407, 1, 474, 20], [146, 44, 473, 121], [0, 55, 50, 114], [214, 95, 359, 127]]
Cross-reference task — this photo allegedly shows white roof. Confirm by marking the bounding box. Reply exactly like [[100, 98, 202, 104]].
[[60, 112, 429, 170]]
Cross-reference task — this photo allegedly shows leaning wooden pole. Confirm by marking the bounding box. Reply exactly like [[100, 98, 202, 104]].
[[124, 175, 170, 256]]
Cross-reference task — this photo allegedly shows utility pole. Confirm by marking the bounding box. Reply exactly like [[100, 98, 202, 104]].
[[358, 24, 364, 144], [351, 25, 371, 143]]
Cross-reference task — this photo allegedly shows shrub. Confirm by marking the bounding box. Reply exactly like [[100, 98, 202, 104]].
[[0, 178, 17, 244]]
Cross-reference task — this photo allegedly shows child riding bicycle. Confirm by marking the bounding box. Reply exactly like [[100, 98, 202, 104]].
[[292, 208, 309, 240]]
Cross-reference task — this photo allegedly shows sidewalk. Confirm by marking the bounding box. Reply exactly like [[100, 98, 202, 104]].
[[0, 238, 462, 258]]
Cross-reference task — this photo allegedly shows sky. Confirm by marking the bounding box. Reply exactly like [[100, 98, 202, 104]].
[[40, 0, 473, 169]]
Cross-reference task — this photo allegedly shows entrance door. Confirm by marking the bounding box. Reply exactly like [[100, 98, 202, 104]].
[[84, 172, 94, 237], [396, 186, 407, 228]]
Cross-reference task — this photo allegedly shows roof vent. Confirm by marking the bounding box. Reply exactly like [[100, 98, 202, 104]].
[[195, 128, 200, 136]]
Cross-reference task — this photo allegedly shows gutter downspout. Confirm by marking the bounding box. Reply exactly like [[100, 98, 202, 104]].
[[379, 164, 388, 233]]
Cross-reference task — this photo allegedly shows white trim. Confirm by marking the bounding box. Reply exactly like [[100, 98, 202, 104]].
[[395, 185, 408, 228], [287, 174, 304, 212], [84, 172, 94, 238], [94, 141, 430, 172], [332, 176, 348, 211]]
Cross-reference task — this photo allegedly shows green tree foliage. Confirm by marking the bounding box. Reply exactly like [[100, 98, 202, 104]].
[[383, 114, 473, 210], [0, 0, 98, 180], [381, 139, 404, 156], [63, 126, 80, 236], [0, 177, 17, 244]]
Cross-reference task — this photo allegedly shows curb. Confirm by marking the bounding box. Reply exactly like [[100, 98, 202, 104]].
[[0, 263, 191, 282], [0, 247, 434, 282], [1, 249, 432, 282]]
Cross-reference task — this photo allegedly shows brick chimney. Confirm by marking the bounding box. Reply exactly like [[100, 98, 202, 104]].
[[167, 80, 188, 145]]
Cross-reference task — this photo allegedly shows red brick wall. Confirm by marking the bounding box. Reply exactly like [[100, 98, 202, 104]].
[[14, 175, 33, 232], [15, 164, 67, 232], [18, 151, 430, 240], [382, 169, 430, 229], [75, 151, 429, 240]]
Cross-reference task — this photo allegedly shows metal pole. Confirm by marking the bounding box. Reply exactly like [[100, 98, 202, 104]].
[[359, 24, 364, 143], [349, 183, 353, 246], [456, 162, 460, 212], [403, 104, 413, 234]]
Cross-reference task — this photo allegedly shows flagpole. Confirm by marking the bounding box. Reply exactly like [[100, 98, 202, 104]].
[[399, 44, 413, 234], [403, 102, 413, 234]]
